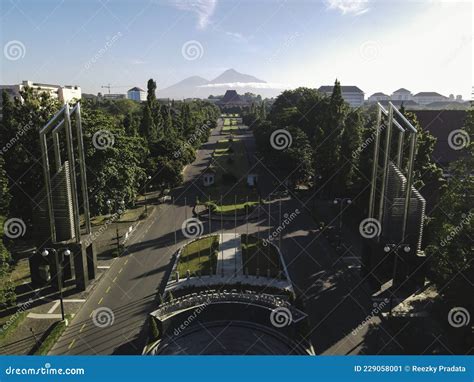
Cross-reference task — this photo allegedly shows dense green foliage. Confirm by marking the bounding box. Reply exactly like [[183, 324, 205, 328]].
[[425, 108, 473, 307], [0, 81, 219, 307], [253, 81, 364, 194]]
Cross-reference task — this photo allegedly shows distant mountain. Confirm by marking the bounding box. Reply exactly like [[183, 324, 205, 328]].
[[158, 69, 275, 99], [158, 76, 209, 99], [208, 68, 265, 84]]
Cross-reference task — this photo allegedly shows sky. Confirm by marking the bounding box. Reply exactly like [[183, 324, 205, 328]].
[[1, 0, 472, 99]]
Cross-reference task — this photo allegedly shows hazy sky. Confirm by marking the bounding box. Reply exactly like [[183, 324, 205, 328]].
[[1, 0, 472, 98]]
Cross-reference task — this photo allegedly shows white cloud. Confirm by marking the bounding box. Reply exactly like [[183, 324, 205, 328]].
[[326, 0, 370, 15], [225, 31, 247, 43], [172, 0, 217, 29], [198, 82, 287, 89]]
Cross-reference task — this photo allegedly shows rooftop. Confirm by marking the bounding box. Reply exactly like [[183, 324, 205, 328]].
[[414, 92, 446, 97], [393, 88, 411, 94], [318, 85, 364, 93]]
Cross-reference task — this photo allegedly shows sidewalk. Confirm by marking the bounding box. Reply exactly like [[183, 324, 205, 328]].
[[216, 233, 242, 277], [0, 204, 159, 355]]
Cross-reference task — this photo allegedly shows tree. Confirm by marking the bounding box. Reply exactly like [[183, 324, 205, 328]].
[[426, 108, 473, 310], [0, 87, 61, 222], [313, 79, 348, 196], [82, 108, 148, 214], [337, 109, 363, 194], [0, 156, 15, 307], [140, 104, 156, 141], [0, 157, 10, 215]]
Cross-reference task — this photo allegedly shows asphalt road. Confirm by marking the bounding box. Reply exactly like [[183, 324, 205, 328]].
[[50, 121, 224, 355], [51, 119, 380, 355]]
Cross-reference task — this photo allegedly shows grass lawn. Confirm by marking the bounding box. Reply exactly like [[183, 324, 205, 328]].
[[241, 234, 284, 278], [177, 235, 219, 276], [203, 138, 258, 205], [89, 205, 146, 226], [9, 258, 30, 286], [205, 200, 258, 215]]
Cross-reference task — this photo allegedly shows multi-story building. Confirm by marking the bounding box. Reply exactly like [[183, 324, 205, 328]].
[[391, 88, 413, 102], [368, 92, 390, 103], [318, 85, 365, 107], [0, 80, 81, 104], [127, 87, 146, 102], [413, 92, 447, 106]]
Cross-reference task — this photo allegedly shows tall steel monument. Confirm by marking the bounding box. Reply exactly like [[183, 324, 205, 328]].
[[363, 102, 427, 298], [31, 102, 96, 291]]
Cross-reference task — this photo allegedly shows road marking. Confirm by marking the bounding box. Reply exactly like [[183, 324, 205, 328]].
[[106, 286, 111, 293], [118, 268, 123, 274], [68, 339, 76, 350], [47, 300, 60, 314], [27, 312, 63, 319], [124, 259, 129, 264], [98, 297, 103, 305], [89, 311, 93, 318], [97, 265, 110, 269], [79, 324, 86, 333], [113, 276, 117, 282]]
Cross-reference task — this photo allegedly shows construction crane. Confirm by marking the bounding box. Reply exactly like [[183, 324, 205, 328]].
[[100, 84, 135, 94]]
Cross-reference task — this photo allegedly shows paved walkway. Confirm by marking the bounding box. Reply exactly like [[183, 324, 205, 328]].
[[216, 233, 243, 277]]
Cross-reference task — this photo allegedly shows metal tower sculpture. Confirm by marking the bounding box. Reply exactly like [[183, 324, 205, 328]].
[[33, 102, 96, 291], [364, 102, 426, 296]]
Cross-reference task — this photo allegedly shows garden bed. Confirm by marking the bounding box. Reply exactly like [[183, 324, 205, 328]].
[[176, 236, 219, 277], [241, 234, 284, 278]]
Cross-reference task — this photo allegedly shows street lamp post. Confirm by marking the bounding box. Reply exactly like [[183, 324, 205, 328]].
[[41, 248, 68, 321], [333, 198, 352, 250], [106, 199, 112, 217], [144, 175, 151, 215]]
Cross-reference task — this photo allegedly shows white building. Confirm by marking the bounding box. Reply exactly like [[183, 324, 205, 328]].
[[368, 92, 390, 103], [127, 87, 146, 102], [0, 80, 81, 104], [318, 85, 365, 107], [391, 88, 413, 102], [414, 92, 447, 106]]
